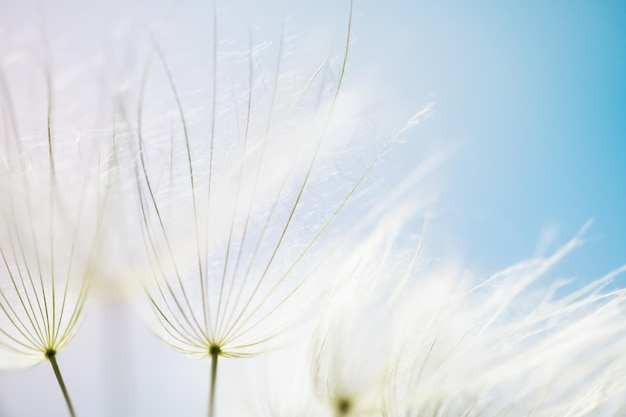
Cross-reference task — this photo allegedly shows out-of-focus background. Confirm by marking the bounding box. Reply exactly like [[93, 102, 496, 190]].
[[0, 0, 624, 416]]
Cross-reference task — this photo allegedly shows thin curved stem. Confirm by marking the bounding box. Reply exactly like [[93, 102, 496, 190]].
[[47, 351, 76, 417]]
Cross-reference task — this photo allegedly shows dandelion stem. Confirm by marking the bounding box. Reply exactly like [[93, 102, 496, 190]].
[[208, 346, 220, 417], [47, 350, 76, 417]]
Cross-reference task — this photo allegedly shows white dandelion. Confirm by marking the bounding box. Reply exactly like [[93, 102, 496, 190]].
[[116, 2, 431, 416], [0, 41, 110, 416]]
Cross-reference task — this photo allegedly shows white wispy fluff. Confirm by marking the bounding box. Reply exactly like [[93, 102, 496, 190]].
[[246, 217, 626, 417], [385, 227, 626, 417], [0, 30, 112, 416], [309, 208, 422, 417], [0, 128, 104, 369], [121, 2, 417, 361], [107, 4, 431, 416], [99, 3, 440, 416], [0, 52, 108, 370]]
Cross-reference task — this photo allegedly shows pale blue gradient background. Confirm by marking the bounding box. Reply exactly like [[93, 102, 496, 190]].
[[264, 0, 626, 279], [349, 1, 626, 279], [0, 0, 625, 416]]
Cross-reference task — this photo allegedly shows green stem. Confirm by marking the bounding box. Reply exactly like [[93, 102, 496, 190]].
[[47, 351, 76, 417], [208, 347, 220, 417]]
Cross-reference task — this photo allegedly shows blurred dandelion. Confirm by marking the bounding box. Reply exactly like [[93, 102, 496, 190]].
[[303, 217, 626, 417], [381, 227, 626, 417]]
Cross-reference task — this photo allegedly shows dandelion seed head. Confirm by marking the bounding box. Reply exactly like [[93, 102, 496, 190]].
[[0, 33, 111, 368], [121, 2, 406, 363]]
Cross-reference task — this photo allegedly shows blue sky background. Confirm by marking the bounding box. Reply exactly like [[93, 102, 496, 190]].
[[346, 0, 626, 280], [233, 0, 626, 281]]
